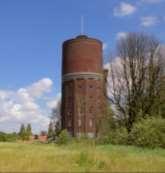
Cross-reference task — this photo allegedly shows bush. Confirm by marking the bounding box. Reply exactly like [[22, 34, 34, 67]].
[[0, 132, 18, 142], [56, 129, 70, 145], [97, 127, 128, 145], [0, 132, 6, 142], [5, 133, 18, 142], [109, 127, 128, 145], [129, 117, 165, 148]]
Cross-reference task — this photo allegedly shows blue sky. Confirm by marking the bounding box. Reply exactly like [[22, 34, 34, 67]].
[[0, 0, 164, 133]]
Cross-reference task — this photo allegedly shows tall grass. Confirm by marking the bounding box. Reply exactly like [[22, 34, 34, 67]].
[[0, 142, 165, 172]]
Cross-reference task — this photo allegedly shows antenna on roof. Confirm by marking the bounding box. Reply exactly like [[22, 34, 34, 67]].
[[81, 16, 84, 35]]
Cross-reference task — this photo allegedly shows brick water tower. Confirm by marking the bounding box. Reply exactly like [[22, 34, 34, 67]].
[[61, 35, 105, 138]]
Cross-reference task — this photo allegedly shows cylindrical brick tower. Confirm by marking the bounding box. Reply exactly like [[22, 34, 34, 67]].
[[61, 35, 105, 138]]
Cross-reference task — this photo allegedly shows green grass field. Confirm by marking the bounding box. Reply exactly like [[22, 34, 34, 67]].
[[0, 142, 165, 172]]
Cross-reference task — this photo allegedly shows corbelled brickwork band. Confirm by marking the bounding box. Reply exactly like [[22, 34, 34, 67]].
[[62, 72, 103, 82], [61, 35, 105, 138]]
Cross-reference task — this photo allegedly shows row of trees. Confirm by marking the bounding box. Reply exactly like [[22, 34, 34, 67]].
[[19, 124, 32, 140], [0, 124, 32, 142]]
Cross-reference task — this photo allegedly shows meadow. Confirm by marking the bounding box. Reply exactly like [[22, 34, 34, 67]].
[[0, 142, 165, 172]]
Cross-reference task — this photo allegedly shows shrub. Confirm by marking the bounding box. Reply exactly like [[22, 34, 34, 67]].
[[109, 127, 128, 145], [56, 129, 70, 145], [0, 132, 18, 142], [129, 117, 165, 148], [0, 132, 6, 142], [97, 127, 128, 145], [5, 133, 18, 142]]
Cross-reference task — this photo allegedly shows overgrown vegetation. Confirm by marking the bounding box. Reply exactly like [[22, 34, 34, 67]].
[[56, 129, 70, 145], [0, 142, 164, 172], [0, 132, 18, 142], [95, 32, 165, 148], [129, 117, 165, 148], [97, 116, 165, 148], [47, 121, 61, 142]]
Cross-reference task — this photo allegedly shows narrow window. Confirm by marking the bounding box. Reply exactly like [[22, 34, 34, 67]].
[[89, 119, 93, 128], [78, 119, 82, 127]]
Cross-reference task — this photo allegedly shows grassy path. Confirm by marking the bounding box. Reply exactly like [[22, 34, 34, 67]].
[[0, 142, 165, 172]]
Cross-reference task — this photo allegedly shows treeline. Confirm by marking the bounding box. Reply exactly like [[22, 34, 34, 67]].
[[0, 123, 32, 142], [0, 132, 18, 142]]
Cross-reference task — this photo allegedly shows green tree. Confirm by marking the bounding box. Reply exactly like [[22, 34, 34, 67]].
[[26, 124, 32, 140], [48, 99, 62, 142], [54, 121, 61, 137], [19, 124, 26, 141], [129, 117, 165, 148], [48, 121, 54, 140], [108, 32, 164, 132], [154, 76, 165, 117], [57, 129, 70, 145]]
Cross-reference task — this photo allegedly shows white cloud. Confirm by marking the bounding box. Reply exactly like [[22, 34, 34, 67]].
[[141, 0, 163, 3], [116, 32, 128, 40], [47, 93, 61, 109], [0, 78, 54, 133], [114, 2, 137, 17], [106, 57, 124, 98], [141, 16, 159, 27], [103, 43, 108, 51], [27, 78, 53, 98], [104, 63, 110, 70]]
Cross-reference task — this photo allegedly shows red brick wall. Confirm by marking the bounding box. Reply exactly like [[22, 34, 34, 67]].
[[62, 36, 102, 75]]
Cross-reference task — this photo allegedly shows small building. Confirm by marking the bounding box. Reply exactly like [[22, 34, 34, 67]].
[[31, 133, 48, 143]]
